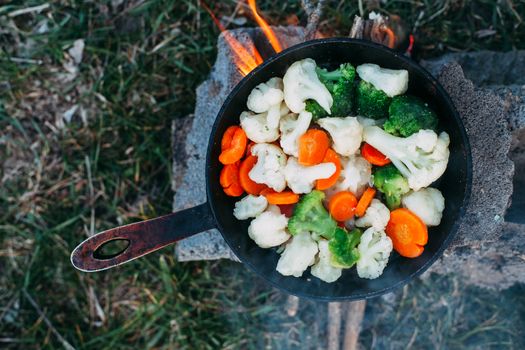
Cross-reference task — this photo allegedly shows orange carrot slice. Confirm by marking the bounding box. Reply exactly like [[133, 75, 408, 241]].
[[220, 163, 243, 197], [361, 143, 391, 166], [298, 129, 330, 166], [386, 208, 428, 258], [328, 191, 358, 221], [316, 148, 341, 190], [239, 155, 267, 195], [261, 189, 300, 205], [219, 126, 247, 165], [355, 187, 376, 217]]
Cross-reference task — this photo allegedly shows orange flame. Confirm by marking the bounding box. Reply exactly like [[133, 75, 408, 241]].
[[247, 0, 283, 53], [201, 1, 263, 75]]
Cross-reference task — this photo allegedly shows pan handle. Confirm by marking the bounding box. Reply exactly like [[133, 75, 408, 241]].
[[70, 203, 215, 272]]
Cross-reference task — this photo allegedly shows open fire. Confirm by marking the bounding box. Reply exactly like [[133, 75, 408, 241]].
[[201, 1, 411, 76]]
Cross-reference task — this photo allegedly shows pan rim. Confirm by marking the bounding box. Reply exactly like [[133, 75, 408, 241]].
[[205, 37, 473, 301]]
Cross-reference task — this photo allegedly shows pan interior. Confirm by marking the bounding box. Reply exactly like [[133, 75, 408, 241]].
[[206, 39, 471, 301]]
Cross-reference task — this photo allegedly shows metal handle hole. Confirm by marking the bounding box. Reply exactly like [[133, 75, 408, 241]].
[[93, 239, 130, 260]]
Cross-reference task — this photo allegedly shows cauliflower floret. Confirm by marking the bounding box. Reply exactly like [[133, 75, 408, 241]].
[[240, 111, 279, 143], [356, 227, 393, 279], [276, 231, 318, 277], [317, 117, 363, 156], [336, 155, 372, 197], [284, 157, 336, 194], [311, 240, 342, 283], [279, 110, 312, 157], [247, 77, 285, 129], [356, 63, 408, 97], [357, 115, 385, 128], [248, 205, 290, 248], [233, 195, 268, 220], [283, 58, 333, 114], [363, 126, 450, 191], [249, 143, 287, 192], [401, 187, 445, 226], [355, 199, 390, 231]]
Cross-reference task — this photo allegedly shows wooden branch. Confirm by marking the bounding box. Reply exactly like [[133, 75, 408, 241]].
[[342, 300, 367, 350], [327, 302, 343, 350], [301, 0, 326, 40]]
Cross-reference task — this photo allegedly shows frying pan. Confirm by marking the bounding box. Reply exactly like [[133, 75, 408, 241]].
[[71, 38, 472, 301]]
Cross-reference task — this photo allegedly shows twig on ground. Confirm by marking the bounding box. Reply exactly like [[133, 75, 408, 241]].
[[7, 3, 50, 17], [343, 300, 367, 350], [301, 0, 326, 40], [84, 155, 95, 237], [285, 295, 300, 317], [22, 289, 76, 350], [328, 302, 343, 350]]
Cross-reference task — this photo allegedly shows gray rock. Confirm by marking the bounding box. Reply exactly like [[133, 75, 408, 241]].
[[172, 30, 525, 287]]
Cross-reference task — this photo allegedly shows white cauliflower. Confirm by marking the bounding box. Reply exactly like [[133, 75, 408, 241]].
[[356, 227, 393, 279], [317, 117, 363, 156], [355, 199, 390, 231], [402, 187, 445, 226], [247, 77, 285, 129], [240, 111, 279, 143], [311, 240, 342, 283], [249, 143, 287, 192], [279, 110, 312, 157], [356, 115, 385, 128], [283, 58, 333, 114], [284, 157, 336, 194], [363, 126, 450, 191], [248, 205, 290, 248], [336, 155, 372, 197], [356, 63, 408, 97], [233, 195, 268, 220], [276, 231, 318, 277]]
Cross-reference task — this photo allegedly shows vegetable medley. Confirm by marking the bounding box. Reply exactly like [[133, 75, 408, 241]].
[[219, 58, 450, 283]]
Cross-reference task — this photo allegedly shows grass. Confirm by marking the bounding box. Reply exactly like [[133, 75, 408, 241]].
[[0, 0, 524, 349]]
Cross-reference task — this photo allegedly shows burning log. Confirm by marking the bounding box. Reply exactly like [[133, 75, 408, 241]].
[[349, 13, 409, 52]]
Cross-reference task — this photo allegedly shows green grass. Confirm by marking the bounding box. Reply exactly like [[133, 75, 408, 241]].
[[1, 0, 524, 349]]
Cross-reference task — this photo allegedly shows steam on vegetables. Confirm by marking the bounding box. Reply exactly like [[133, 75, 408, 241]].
[[218, 58, 450, 283]]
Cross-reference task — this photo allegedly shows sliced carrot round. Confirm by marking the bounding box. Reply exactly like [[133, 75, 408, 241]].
[[219, 127, 247, 165], [361, 143, 391, 166], [261, 189, 300, 205], [386, 208, 428, 258], [355, 187, 376, 217], [298, 129, 330, 166], [316, 148, 341, 190], [328, 191, 358, 221], [239, 155, 267, 195], [220, 163, 244, 197]]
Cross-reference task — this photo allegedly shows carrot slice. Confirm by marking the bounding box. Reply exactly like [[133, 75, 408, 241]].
[[220, 164, 243, 197], [361, 143, 391, 166], [328, 191, 358, 221], [221, 126, 237, 151], [298, 129, 330, 166], [239, 155, 267, 195], [355, 187, 376, 217], [386, 208, 428, 258], [316, 148, 341, 190], [219, 126, 247, 165], [261, 189, 300, 205]]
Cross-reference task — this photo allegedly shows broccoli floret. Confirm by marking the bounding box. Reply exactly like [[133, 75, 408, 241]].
[[356, 81, 391, 119], [288, 190, 337, 239], [384, 95, 439, 137], [372, 164, 410, 209], [328, 227, 362, 268], [318, 63, 356, 118], [305, 99, 328, 120]]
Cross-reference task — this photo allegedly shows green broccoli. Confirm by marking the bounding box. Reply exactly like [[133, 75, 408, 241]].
[[305, 63, 356, 119], [356, 81, 391, 119], [384, 95, 439, 137], [328, 227, 362, 268], [288, 190, 337, 239], [372, 164, 410, 209]]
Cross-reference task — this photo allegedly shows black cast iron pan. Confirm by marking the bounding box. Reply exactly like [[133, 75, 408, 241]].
[[71, 38, 472, 301]]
